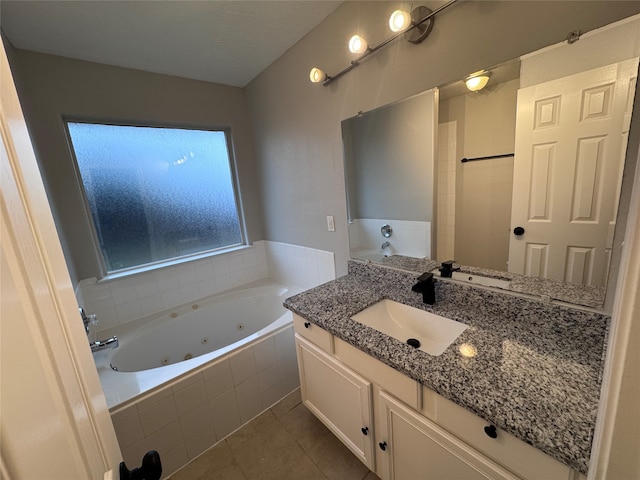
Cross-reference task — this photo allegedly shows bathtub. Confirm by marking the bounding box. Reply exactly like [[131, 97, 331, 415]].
[[94, 278, 301, 409]]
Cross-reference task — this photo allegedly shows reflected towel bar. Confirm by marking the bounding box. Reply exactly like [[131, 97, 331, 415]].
[[461, 153, 514, 163]]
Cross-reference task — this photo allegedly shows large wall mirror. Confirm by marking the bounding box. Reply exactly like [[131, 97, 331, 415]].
[[343, 16, 640, 310]]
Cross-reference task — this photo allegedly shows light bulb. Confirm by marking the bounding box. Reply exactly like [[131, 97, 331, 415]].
[[348, 35, 368, 54], [389, 10, 411, 32], [309, 67, 325, 83]]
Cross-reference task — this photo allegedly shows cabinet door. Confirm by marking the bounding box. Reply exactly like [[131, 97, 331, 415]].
[[295, 334, 375, 469], [378, 391, 519, 480]]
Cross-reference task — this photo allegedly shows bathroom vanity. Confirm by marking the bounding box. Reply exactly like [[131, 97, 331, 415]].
[[284, 261, 608, 479]]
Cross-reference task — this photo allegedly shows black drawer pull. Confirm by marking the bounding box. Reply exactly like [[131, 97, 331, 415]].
[[379, 441, 387, 451], [361, 427, 369, 435], [484, 425, 498, 439], [304, 322, 311, 328]]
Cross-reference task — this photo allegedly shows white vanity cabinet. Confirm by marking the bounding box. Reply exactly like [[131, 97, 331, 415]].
[[295, 334, 375, 469], [377, 390, 518, 480], [293, 314, 583, 480]]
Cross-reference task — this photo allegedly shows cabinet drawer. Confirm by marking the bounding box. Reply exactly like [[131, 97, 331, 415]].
[[334, 337, 421, 411], [293, 313, 333, 353], [435, 394, 572, 480]]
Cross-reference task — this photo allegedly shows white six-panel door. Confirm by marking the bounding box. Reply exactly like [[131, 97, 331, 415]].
[[509, 58, 638, 286]]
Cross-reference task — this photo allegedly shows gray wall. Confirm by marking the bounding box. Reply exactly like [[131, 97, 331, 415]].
[[246, 1, 640, 276], [343, 90, 435, 222], [6, 47, 264, 285]]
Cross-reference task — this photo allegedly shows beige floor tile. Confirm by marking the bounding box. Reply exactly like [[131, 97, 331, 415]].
[[194, 459, 247, 480], [270, 388, 302, 419], [306, 430, 370, 480], [279, 403, 330, 451], [229, 426, 324, 479], [168, 440, 237, 480], [169, 393, 378, 480]]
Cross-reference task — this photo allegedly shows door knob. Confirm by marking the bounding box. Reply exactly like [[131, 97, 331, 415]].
[[513, 226, 525, 236]]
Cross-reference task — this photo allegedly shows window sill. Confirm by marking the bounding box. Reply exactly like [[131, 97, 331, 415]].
[[97, 244, 251, 283]]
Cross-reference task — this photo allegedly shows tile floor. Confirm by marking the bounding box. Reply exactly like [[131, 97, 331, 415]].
[[168, 388, 380, 480]]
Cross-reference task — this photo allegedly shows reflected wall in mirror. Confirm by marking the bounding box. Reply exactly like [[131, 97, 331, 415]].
[[343, 15, 640, 309], [343, 89, 437, 263]]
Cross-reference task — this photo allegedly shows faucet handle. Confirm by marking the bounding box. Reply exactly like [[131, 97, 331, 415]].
[[415, 272, 435, 283], [439, 260, 460, 278]]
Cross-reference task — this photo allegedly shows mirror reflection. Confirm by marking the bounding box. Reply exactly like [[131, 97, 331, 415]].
[[343, 17, 640, 309]]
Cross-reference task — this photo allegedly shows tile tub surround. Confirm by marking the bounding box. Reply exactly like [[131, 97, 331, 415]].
[[110, 325, 300, 477], [77, 240, 335, 334], [283, 261, 610, 474]]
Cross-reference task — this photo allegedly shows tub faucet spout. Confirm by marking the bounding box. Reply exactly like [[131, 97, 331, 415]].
[[91, 336, 119, 353], [80, 307, 89, 333]]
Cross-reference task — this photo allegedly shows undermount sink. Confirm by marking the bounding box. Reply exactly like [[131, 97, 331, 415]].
[[351, 299, 468, 356]]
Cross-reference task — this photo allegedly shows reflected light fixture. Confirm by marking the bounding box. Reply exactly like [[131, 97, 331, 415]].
[[459, 343, 478, 358], [348, 35, 369, 54], [465, 71, 491, 92], [389, 9, 411, 32], [309, 0, 459, 87]]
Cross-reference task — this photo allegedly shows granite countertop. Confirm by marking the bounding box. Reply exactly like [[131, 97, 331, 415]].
[[284, 261, 610, 474], [369, 256, 605, 308]]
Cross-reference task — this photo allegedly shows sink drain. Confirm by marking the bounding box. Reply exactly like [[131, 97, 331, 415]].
[[407, 338, 421, 349]]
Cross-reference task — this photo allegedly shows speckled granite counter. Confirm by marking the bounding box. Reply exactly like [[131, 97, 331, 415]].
[[284, 261, 610, 474], [365, 256, 606, 308]]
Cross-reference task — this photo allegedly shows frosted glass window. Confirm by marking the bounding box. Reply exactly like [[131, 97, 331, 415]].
[[66, 122, 243, 273]]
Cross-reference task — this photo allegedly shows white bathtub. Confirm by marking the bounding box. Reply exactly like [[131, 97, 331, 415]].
[[94, 278, 300, 409]]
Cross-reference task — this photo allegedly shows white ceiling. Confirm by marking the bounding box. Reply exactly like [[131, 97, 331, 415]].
[[0, 0, 342, 87]]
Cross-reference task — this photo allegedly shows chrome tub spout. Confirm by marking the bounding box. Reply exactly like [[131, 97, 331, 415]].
[[91, 336, 119, 353]]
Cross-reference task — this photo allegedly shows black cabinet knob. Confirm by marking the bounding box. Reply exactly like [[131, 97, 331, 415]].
[[484, 425, 498, 439], [304, 322, 311, 328], [379, 441, 387, 451], [361, 427, 369, 435], [513, 226, 525, 236]]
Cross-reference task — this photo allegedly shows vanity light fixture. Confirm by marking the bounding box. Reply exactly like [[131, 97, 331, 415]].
[[465, 71, 491, 92], [309, 0, 459, 87], [348, 35, 369, 54]]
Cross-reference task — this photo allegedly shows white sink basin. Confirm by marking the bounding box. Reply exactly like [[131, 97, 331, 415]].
[[351, 300, 468, 356]]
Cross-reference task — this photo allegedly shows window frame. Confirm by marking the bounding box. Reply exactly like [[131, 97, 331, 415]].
[[63, 118, 248, 279]]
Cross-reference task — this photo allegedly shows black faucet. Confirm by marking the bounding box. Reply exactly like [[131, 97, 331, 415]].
[[412, 272, 436, 305], [438, 260, 460, 278]]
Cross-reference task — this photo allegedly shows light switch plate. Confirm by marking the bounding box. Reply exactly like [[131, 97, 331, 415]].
[[327, 216, 335, 232]]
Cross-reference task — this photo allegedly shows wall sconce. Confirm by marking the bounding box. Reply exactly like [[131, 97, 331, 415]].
[[465, 71, 491, 92], [310, 0, 459, 87]]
